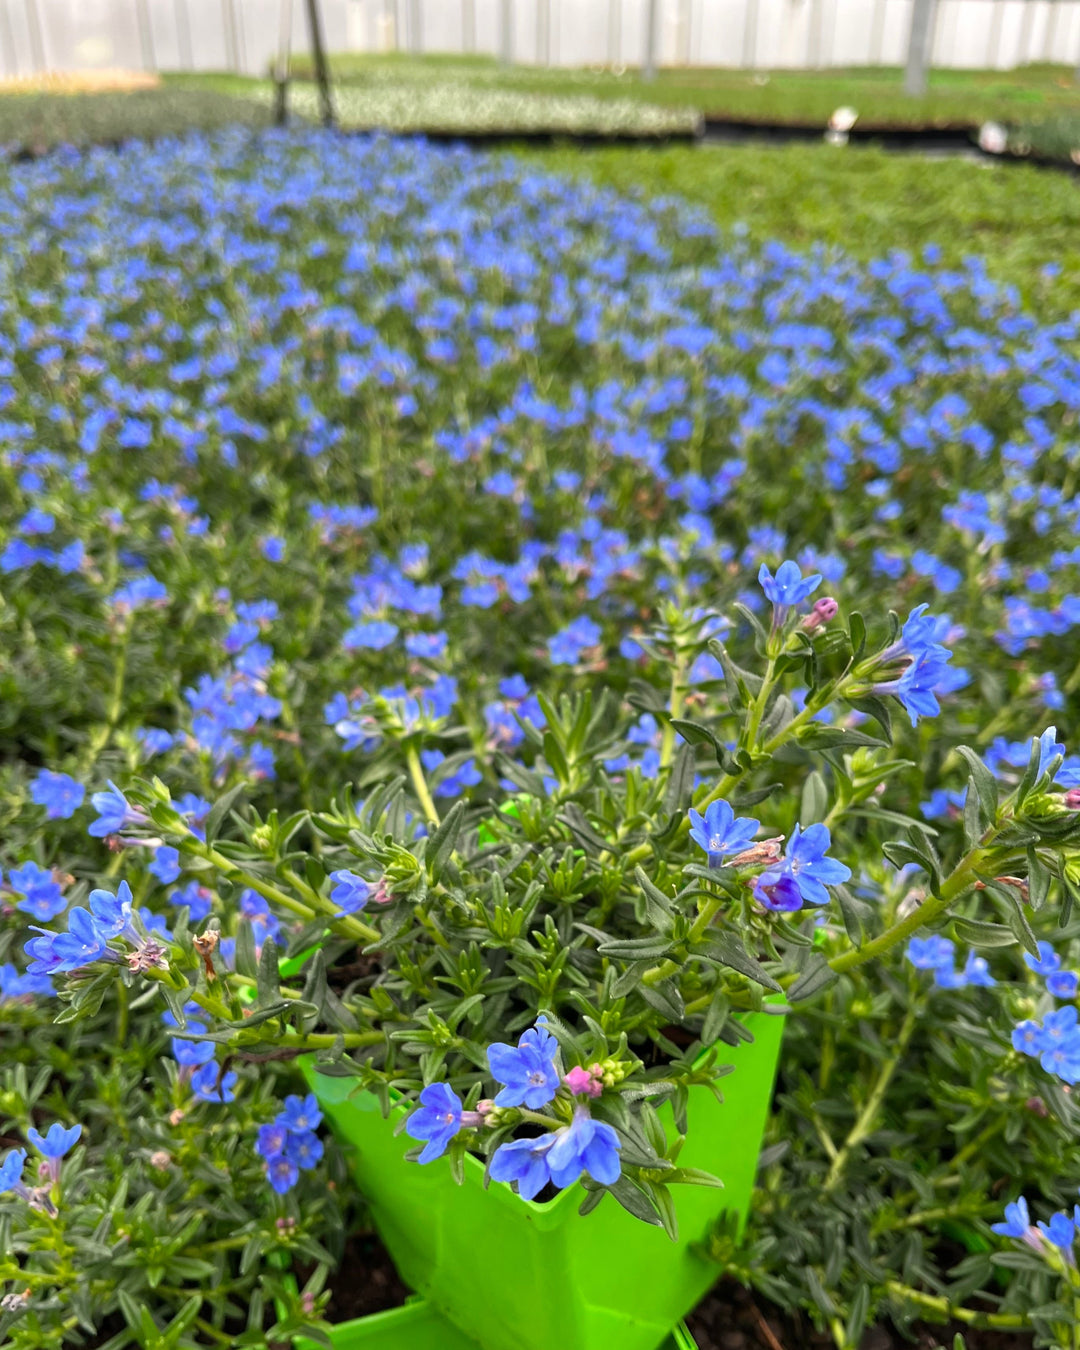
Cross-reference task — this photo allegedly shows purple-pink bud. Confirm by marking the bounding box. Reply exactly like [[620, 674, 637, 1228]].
[[802, 597, 839, 632], [1065, 788, 1080, 810], [563, 1066, 603, 1098]]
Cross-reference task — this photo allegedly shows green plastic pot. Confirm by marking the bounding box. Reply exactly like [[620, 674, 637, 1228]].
[[303, 1008, 783, 1350], [292, 1298, 698, 1349]]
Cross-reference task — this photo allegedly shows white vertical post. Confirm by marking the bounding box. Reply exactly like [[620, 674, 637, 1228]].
[[500, 0, 512, 62], [869, 0, 886, 62], [536, 0, 550, 63], [904, 0, 936, 95], [174, 0, 193, 66], [742, 0, 758, 65], [134, 0, 156, 68], [276, 0, 294, 79], [643, 0, 658, 78], [675, 0, 690, 61], [462, 0, 475, 50], [608, 0, 621, 63], [409, 0, 421, 51], [1017, 0, 1036, 61], [24, 0, 45, 71], [0, 0, 16, 75]]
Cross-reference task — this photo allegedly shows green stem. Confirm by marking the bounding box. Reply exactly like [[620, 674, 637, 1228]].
[[405, 743, 441, 827], [822, 1004, 918, 1193], [885, 1283, 1027, 1330], [641, 890, 726, 987], [115, 980, 129, 1049], [741, 656, 776, 753], [828, 839, 995, 976], [516, 1108, 564, 1131], [659, 652, 687, 771], [79, 625, 131, 773], [193, 840, 379, 945]]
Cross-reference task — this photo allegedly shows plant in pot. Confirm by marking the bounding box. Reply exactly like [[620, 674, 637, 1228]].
[[19, 566, 1080, 1350]]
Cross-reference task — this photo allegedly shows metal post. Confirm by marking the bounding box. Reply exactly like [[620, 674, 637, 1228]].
[[903, 0, 936, 95], [303, 0, 335, 125], [500, 0, 512, 63], [235, 0, 248, 72], [23, 0, 45, 71], [608, 0, 621, 64], [643, 0, 658, 78], [408, 0, 420, 51], [462, 0, 474, 51], [273, 0, 293, 124], [742, 0, 758, 66], [174, 0, 193, 66]]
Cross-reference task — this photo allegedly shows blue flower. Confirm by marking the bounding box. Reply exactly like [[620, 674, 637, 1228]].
[[266, 1154, 299, 1194], [1012, 1020, 1045, 1056], [329, 870, 370, 916], [1047, 970, 1080, 999], [0, 1149, 27, 1195], [1038, 1211, 1075, 1249], [27, 1122, 81, 1159], [405, 1082, 463, 1164], [279, 1093, 321, 1133], [894, 649, 953, 726], [285, 1130, 324, 1171], [148, 846, 181, 886], [757, 560, 821, 610], [87, 781, 139, 837], [49, 907, 112, 970], [88, 881, 134, 939], [906, 936, 956, 970], [1035, 726, 1066, 781], [343, 620, 399, 651], [8, 862, 66, 922], [256, 1122, 289, 1160], [991, 1196, 1031, 1238], [1025, 941, 1061, 976], [190, 1061, 238, 1103], [687, 800, 759, 866], [546, 1107, 622, 1189], [489, 1134, 556, 1201], [171, 1038, 215, 1068], [29, 770, 84, 820], [754, 823, 851, 912], [960, 952, 996, 988], [487, 1020, 560, 1109]]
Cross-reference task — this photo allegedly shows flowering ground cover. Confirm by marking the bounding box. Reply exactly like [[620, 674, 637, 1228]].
[[3, 128, 1080, 1347]]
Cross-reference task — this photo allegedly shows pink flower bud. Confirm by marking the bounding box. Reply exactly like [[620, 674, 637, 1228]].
[[802, 597, 839, 632], [563, 1065, 603, 1098], [1066, 788, 1080, 810]]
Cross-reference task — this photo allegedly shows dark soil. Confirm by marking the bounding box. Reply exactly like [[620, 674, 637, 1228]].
[[686, 1278, 1032, 1350]]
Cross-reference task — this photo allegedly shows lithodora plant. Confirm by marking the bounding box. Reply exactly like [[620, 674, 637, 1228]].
[[19, 564, 1080, 1243]]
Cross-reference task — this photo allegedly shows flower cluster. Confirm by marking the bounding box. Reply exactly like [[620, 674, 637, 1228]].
[[255, 1094, 325, 1195]]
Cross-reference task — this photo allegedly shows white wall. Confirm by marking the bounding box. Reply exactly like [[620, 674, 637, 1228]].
[[2, 0, 1078, 77]]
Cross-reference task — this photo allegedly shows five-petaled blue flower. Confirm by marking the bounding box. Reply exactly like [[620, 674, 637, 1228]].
[[280, 1093, 322, 1133], [329, 869, 370, 916], [991, 1196, 1031, 1238], [757, 560, 822, 610], [87, 782, 139, 838], [405, 1082, 464, 1164], [546, 1107, 622, 1190], [1038, 1211, 1075, 1250], [489, 1134, 556, 1201], [27, 1122, 81, 1159], [906, 936, 955, 970], [487, 1020, 561, 1109], [0, 1149, 26, 1195], [753, 823, 851, 912], [30, 770, 85, 820], [687, 800, 759, 867], [1025, 941, 1061, 976], [266, 1155, 299, 1195]]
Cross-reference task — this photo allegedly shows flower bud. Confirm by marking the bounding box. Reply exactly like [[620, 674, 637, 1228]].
[[149, 1150, 172, 1170], [802, 597, 839, 632], [1066, 788, 1080, 810]]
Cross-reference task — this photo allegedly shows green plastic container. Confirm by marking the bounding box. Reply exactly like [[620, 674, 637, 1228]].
[[294, 1298, 697, 1349], [304, 1009, 783, 1350]]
